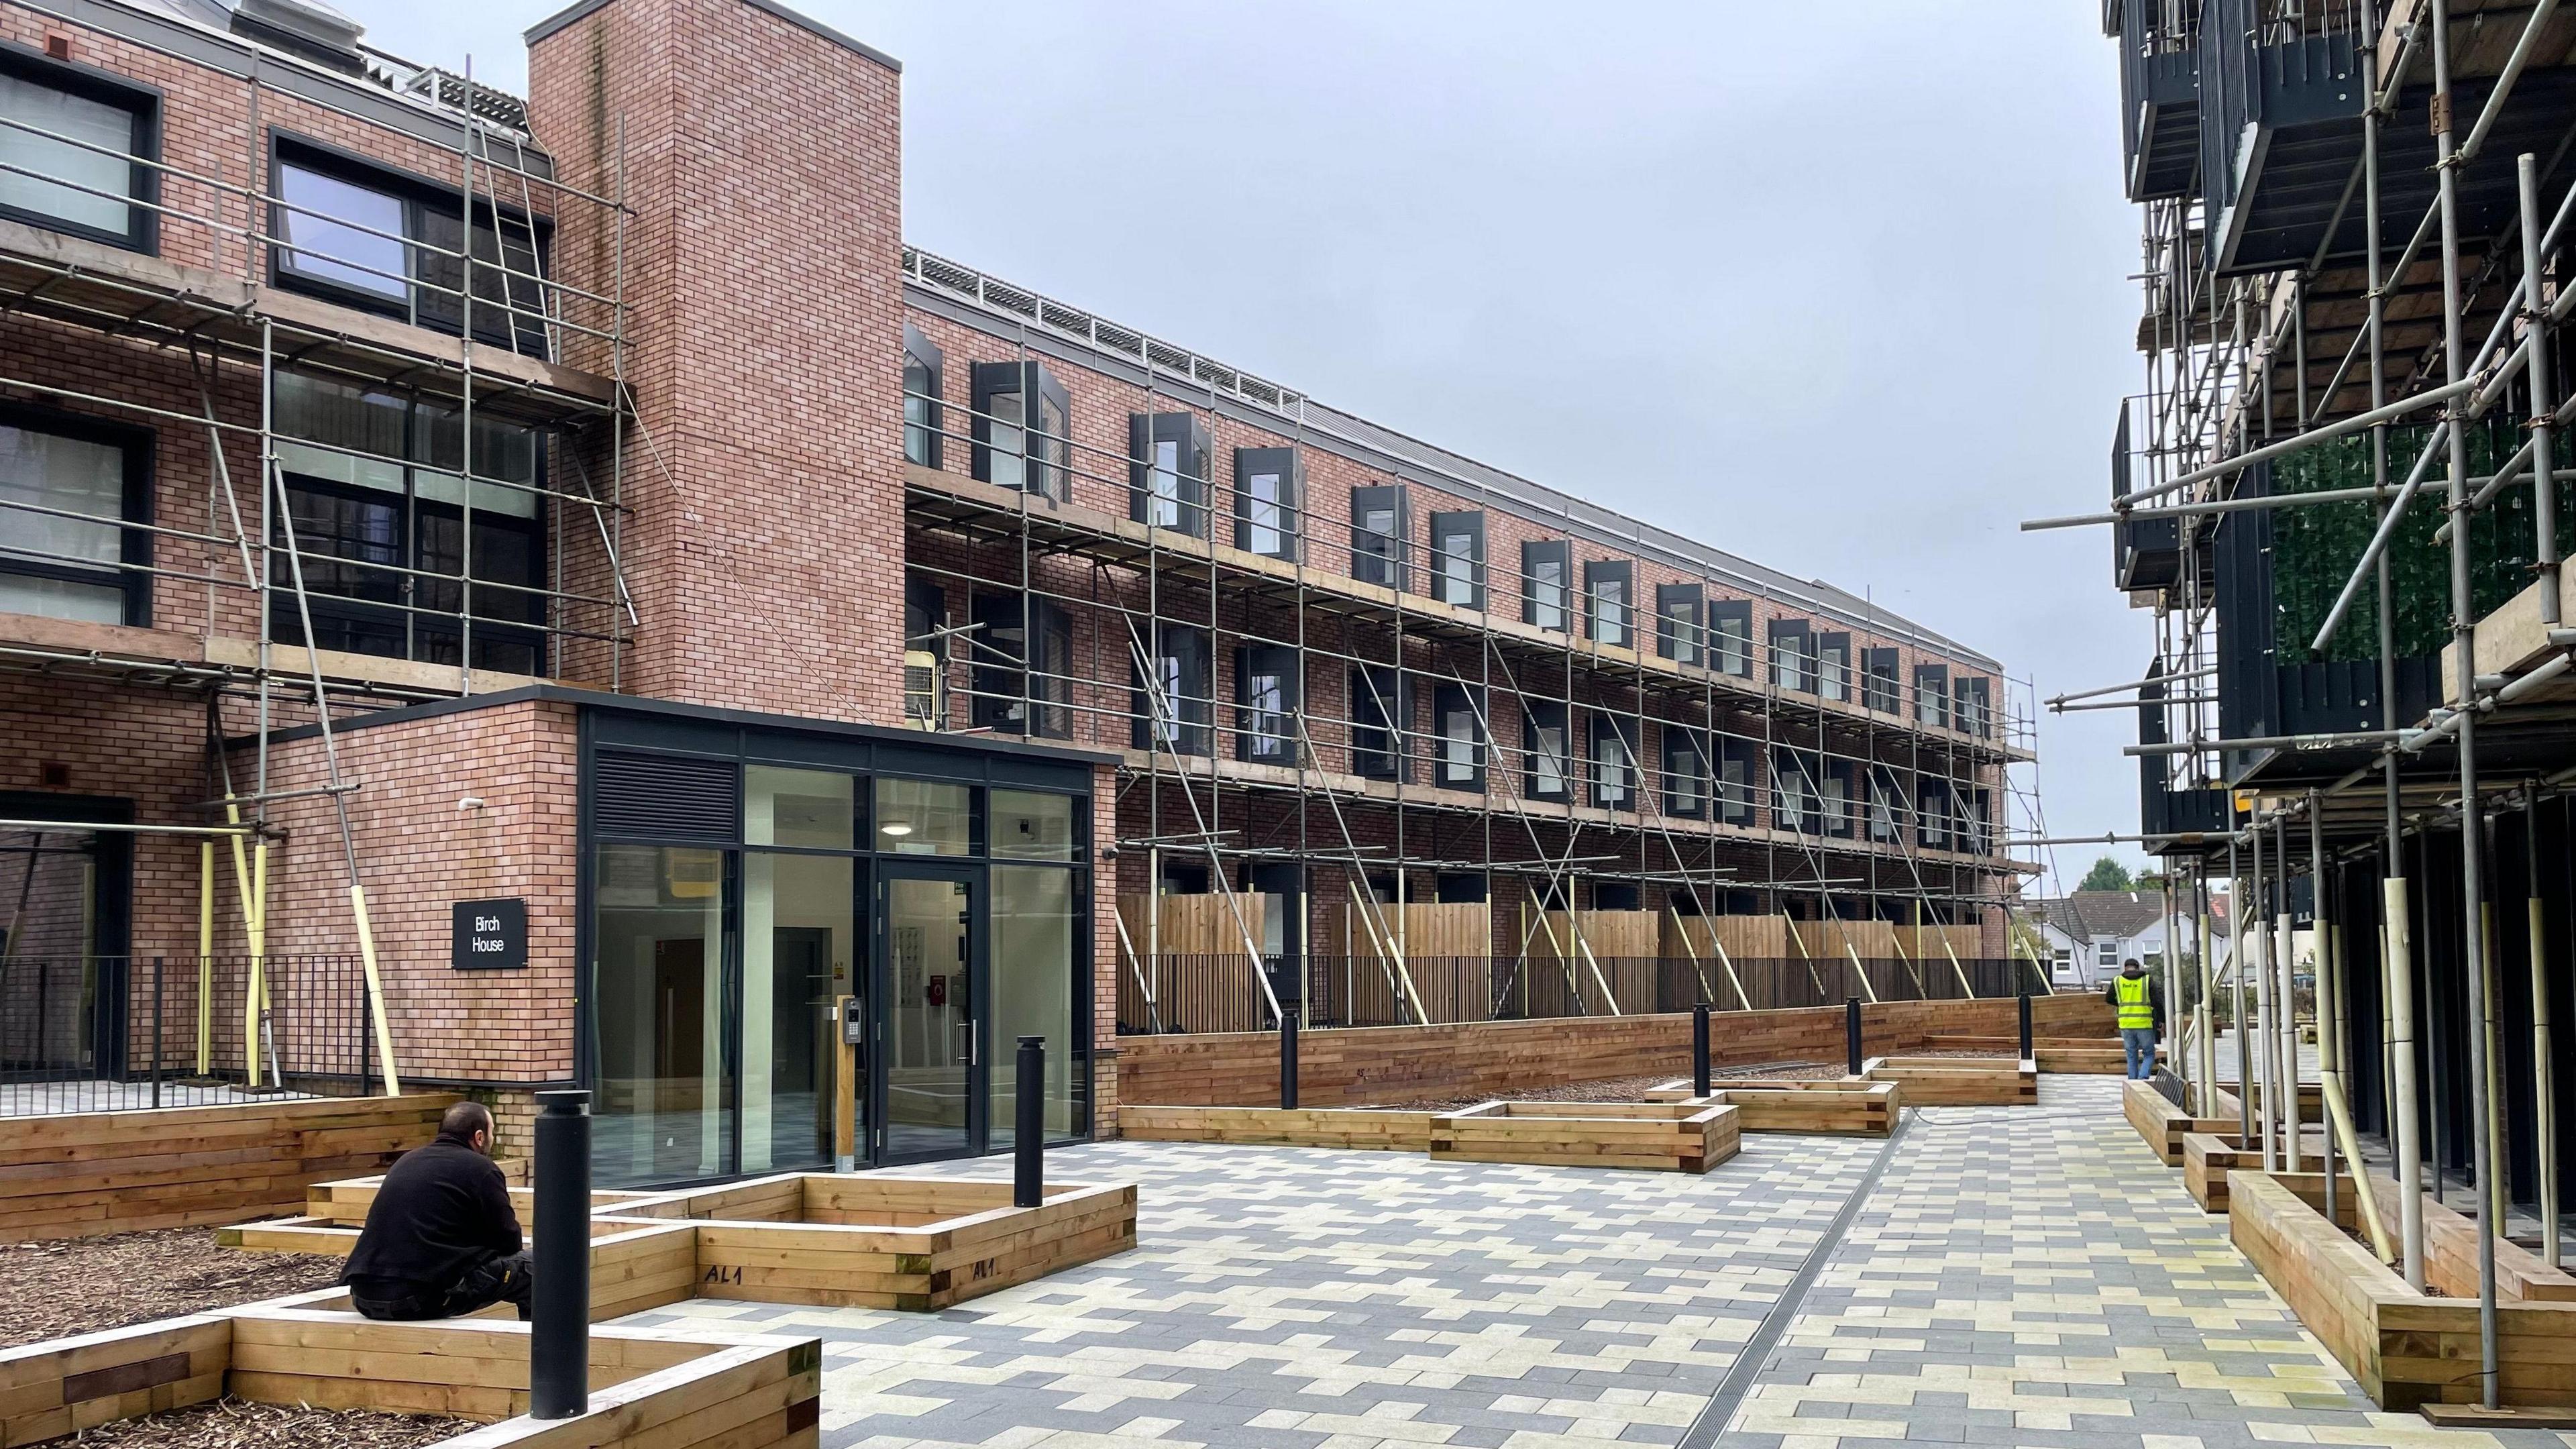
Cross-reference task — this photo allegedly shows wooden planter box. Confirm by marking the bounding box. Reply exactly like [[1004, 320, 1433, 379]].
[[0, 1289, 821, 1448], [1923, 1035, 2140, 1074], [2231, 1170, 2576, 1409], [1116, 1105, 1436, 1150], [1428, 1101, 1739, 1173], [2181, 1131, 2339, 1214], [2122, 1079, 2240, 1166], [1642, 1079, 1900, 1136], [1862, 1056, 2036, 1106], [0, 1093, 458, 1244], [231, 1171, 1136, 1314]]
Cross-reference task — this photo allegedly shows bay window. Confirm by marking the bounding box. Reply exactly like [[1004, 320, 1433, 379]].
[[1434, 683, 1485, 792], [1523, 699, 1569, 801], [1234, 447, 1301, 560], [971, 594, 1072, 739], [1349, 664, 1403, 780], [1656, 583, 1703, 665], [1236, 645, 1298, 763], [1711, 598, 1753, 677], [1130, 412, 1210, 537], [1523, 539, 1568, 631], [1430, 509, 1483, 608], [1585, 559, 1631, 647], [902, 324, 943, 468], [971, 360, 1070, 502], [1661, 724, 1707, 819], [1132, 623, 1210, 756], [1590, 715, 1633, 810], [1351, 484, 1408, 588]]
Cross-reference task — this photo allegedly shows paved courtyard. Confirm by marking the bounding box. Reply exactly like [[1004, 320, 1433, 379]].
[[619, 1078, 2561, 1449]]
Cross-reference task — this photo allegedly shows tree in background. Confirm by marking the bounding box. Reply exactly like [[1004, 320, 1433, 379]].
[[2078, 856, 2134, 893]]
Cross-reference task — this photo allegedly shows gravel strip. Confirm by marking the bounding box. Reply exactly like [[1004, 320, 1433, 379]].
[[0, 1229, 343, 1349], [50, 1395, 465, 1448]]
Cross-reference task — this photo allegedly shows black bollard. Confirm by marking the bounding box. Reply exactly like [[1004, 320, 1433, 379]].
[[1279, 1010, 1299, 1110], [531, 1089, 590, 1420], [2017, 992, 2034, 1061], [1691, 1004, 1711, 1096], [1014, 1036, 1044, 1208], [1845, 997, 1864, 1077]]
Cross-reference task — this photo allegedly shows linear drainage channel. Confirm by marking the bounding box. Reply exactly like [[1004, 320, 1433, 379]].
[[1677, 1106, 1913, 1448]]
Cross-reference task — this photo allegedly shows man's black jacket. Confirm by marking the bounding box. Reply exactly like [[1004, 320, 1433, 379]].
[[342, 1135, 522, 1295]]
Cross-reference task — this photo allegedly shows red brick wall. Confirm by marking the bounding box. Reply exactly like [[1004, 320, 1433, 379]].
[[248, 698, 581, 1087], [527, 0, 909, 727]]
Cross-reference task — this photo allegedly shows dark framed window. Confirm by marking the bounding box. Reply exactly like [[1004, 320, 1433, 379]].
[[1710, 598, 1752, 676], [1719, 737, 1759, 826], [1768, 619, 1814, 693], [1917, 777, 1952, 849], [1914, 663, 1951, 729], [971, 594, 1072, 739], [1351, 484, 1409, 588], [1774, 750, 1820, 835], [269, 137, 547, 356], [1656, 583, 1703, 665], [1660, 723, 1707, 819], [1869, 766, 1909, 843], [1234, 446, 1301, 560], [902, 324, 943, 469], [1823, 759, 1858, 838], [1433, 683, 1485, 792], [1964, 786, 1993, 855], [971, 360, 1071, 501], [1957, 676, 1992, 738], [1862, 647, 1900, 712], [1817, 632, 1851, 703], [1435, 872, 1487, 904], [1133, 623, 1210, 757], [1428, 510, 1484, 609], [1593, 881, 1642, 912], [1585, 559, 1631, 647], [0, 402, 152, 627], [1589, 714, 1633, 810], [1523, 539, 1568, 631], [1130, 412, 1210, 538], [1348, 663, 1404, 780], [1523, 699, 1569, 801], [0, 46, 157, 252], [267, 371, 545, 673], [1236, 645, 1298, 763]]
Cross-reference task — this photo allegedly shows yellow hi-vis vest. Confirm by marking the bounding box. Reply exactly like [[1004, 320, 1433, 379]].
[[2114, 971, 2154, 1029]]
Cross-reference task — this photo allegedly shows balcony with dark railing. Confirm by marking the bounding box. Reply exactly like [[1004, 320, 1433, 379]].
[[2110, 0, 2204, 203]]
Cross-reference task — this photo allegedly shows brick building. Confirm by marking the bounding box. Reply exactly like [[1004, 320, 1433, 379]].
[[0, 0, 2027, 1183]]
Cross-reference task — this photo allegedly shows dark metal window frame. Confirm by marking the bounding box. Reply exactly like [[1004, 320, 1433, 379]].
[[0, 398, 154, 627], [1768, 618, 1815, 693], [969, 593, 1073, 739], [1232, 445, 1301, 561], [1427, 508, 1485, 610], [266, 131, 551, 356], [1349, 663, 1404, 781], [1584, 559, 1632, 648], [1133, 623, 1211, 757], [1522, 698, 1569, 801], [1656, 582, 1703, 665], [902, 323, 943, 470], [1130, 411, 1211, 539], [1914, 663, 1951, 729], [0, 41, 160, 253], [969, 359, 1072, 502], [1522, 538, 1569, 631], [1660, 722, 1708, 820], [1710, 598, 1753, 677], [1719, 736, 1759, 825], [1816, 631, 1851, 702], [1350, 484, 1409, 590], [1432, 682, 1485, 792], [1589, 714, 1633, 810], [1236, 643, 1299, 764], [1863, 647, 1901, 712]]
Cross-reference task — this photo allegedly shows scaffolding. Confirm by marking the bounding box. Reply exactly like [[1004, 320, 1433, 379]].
[[0, 0, 638, 1101], [894, 248, 2041, 1030], [2047, 0, 2576, 1407]]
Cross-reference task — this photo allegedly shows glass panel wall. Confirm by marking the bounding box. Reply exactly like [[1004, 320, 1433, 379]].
[[593, 844, 730, 1187], [742, 851, 851, 1173], [991, 864, 1076, 1146]]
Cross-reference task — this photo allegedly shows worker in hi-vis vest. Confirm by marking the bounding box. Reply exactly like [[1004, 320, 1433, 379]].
[[2102, 957, 2163, 1081]]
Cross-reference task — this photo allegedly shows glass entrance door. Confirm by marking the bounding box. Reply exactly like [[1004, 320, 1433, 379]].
[[876, 865, 981, 1162]]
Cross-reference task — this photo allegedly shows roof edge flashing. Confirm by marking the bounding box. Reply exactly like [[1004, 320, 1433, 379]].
[[525, 0, 900, 72]]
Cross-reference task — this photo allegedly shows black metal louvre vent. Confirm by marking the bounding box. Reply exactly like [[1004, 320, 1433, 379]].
[[594, 751, 739, 842]]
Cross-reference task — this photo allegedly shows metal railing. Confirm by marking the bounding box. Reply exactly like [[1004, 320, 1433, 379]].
[[0, 954, 373, 1116]]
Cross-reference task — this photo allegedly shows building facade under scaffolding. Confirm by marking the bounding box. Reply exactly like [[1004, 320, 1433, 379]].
[[0, 0, 2031, 1186], [2092, 0, 2576, 1332]]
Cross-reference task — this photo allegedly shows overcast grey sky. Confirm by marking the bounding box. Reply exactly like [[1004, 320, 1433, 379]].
[[372, 1, 2150, 893]]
